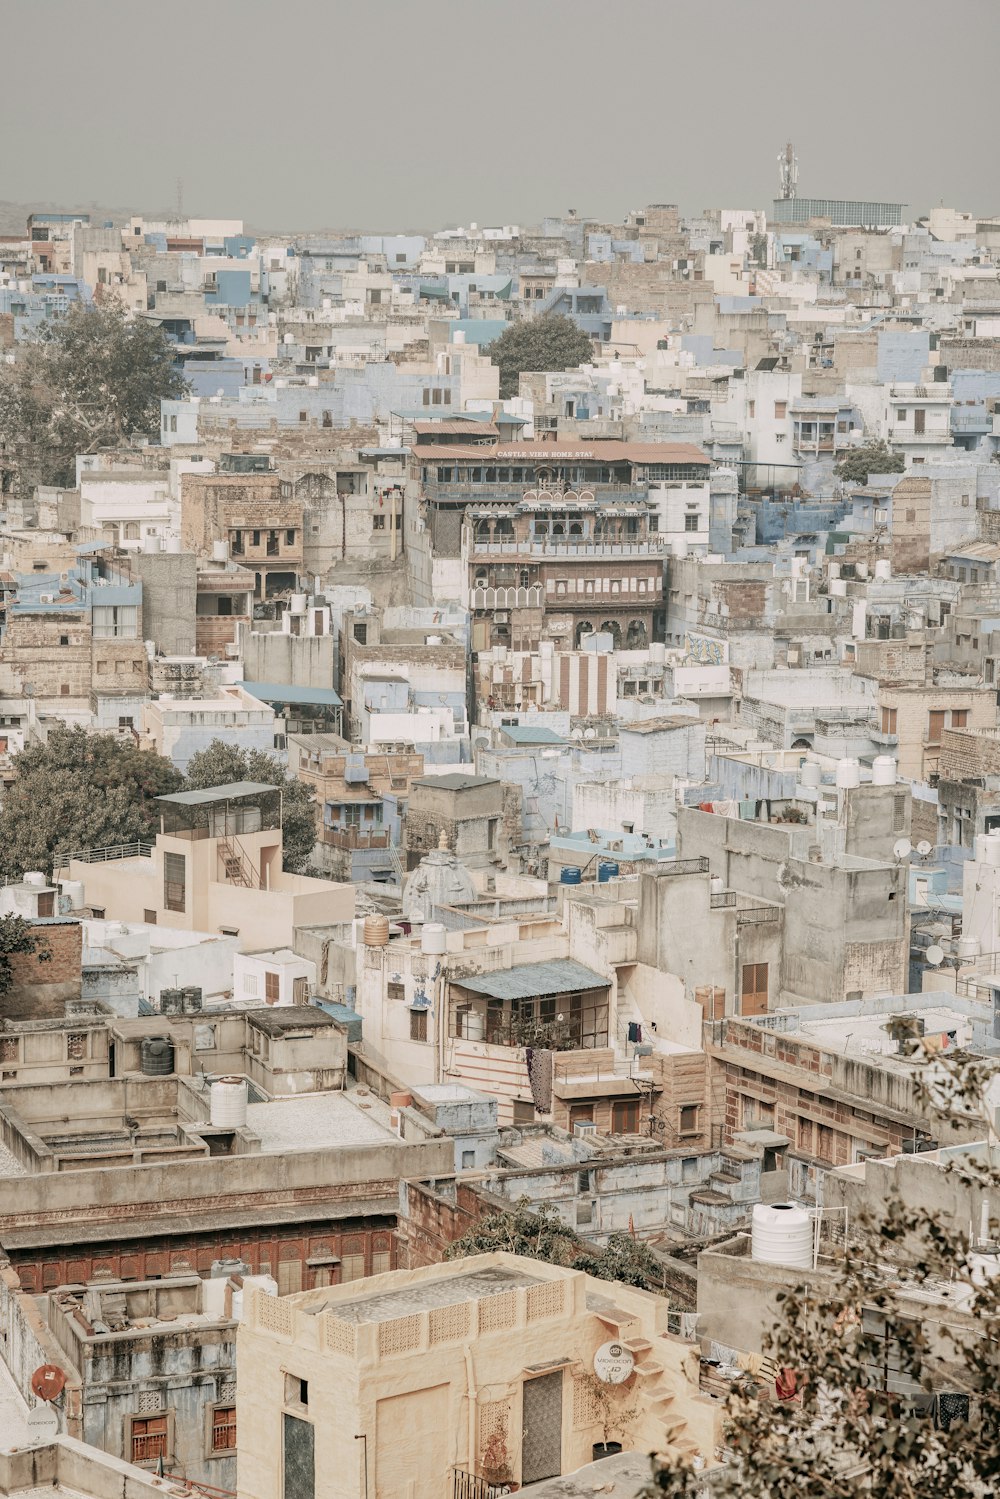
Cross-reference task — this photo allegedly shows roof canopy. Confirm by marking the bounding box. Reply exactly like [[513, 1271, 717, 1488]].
[[156, 781, 277, 806], [454, 959, 608, 1001]]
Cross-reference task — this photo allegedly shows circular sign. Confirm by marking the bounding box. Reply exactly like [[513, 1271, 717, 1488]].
[[593, 1340, 635, 1385]]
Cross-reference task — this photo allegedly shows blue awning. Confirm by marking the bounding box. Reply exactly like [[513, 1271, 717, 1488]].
[[242, 681, 343, 708]]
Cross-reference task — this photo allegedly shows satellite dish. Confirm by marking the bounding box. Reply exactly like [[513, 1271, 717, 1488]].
[[893, 838, 912, 860], [26, 1405, 59, 1439], [916, 840, 932, 857], [926, 945, 945, 967], [30, 1364, 66, 1401]]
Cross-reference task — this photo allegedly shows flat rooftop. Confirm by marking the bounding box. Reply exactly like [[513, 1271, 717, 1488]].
[[246, 1092, 395, 1152], [313, 1265, 544, 1324]]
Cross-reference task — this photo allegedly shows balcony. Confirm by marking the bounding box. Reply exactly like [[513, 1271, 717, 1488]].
[[469, 538, 667, 557], [871, 727, 899, 746], [320, 826, 390, 850]]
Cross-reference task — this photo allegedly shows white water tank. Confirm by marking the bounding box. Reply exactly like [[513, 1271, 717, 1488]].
[[751, 1202, 812, 1269], [212, 539, 229, 563], [59, 880, 85, 910], [289, 594, 307, 615], [956, 935, 981, 963], [872, 755, 897, 786], [672, 538, 689, 560], [23, 871, 46, 887], [710, 874, 724, 895], [828, 562, 841, 580], [983, 834, 1000, 868], [166, 535, 182, 554], [144, 534, 163, 554], [211, 1077, 249, 1130], [829, 578, 848, 598], [453, 329, 466, 345], [875, 559, 892, 581], [421, 922, 447, 956], [799, 761, 821, 788], [649, 641, 666, 665], [835, 758, 861, 790]]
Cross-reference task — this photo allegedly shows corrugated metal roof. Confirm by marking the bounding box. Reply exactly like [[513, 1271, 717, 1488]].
[[243, 680, 343, 708], [455, 959, 608, 1001], [417, 440, 709, 464], [411, 420, 499, 437], [157, 780, 277, 806], [499, 725, 567, 745]]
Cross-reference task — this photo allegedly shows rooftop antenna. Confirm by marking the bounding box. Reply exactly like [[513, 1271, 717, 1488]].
[[778, 141, 798, 201], [175, 175, 184, 222]]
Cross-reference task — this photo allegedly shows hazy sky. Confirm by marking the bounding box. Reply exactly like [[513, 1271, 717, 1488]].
[[3, 0, 997, 232]]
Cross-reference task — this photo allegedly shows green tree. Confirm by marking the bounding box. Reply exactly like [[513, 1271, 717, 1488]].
[[640, 1048, 1000, 1498], [0, 915, 50, 999], [835, 439, 905, 487], [0, 297, 187, 496], [446, 1198, 665, 1291], [486, 314, 595, 398], [183, 741, 317, 872], [0, 727, 183, 879]]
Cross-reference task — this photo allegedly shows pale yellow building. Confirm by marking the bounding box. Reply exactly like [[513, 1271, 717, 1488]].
[[236, 1252, 720, 1499], [61, 781, 353, 947]]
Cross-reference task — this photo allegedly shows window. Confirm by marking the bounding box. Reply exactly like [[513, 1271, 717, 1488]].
[[372, 514, 386, 530], [265, 971, 280, 1004], [144, 909, 157, 925], [774, 400, 787, 419], [59, 634, 69, 646], [387, 982, 405, 1001], [285, 529, 296, 546], [163, 851, 186, 913], [679, 1105, 699, 1135], [36, 890, 54, 917], [951, 709, 969, 728], [897, 409, 907, 422], [927, 710, 946, 745], [612, 1098, 641, 1134], [798, 1117, 813, 1152], [740, 962, 768, 1017], [569, 1103, 594, 1130], [285, 1374, 309, 1409], [881, 706, 897, 735], [211, 1406, 236, 1453], [684, 514, 699, 532], [0, 1038, 19, 1063], [816, 1124, 834, 1161], [892, 795, 906, 833], [66, 1032, 87, 1061], [131, 1414, 168, 1464], [410, 1008, 428, 1042], [461, 1150, 475, 1170]]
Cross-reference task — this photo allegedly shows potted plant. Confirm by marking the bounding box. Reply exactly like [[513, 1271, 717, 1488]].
[[585, 1372, 641, 1461], [481, 1429, 516, 1493]]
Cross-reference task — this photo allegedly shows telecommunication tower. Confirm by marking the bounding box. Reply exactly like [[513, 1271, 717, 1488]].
[[778, 142, 798, 201]]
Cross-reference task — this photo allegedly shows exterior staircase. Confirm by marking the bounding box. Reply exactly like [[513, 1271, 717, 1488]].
[[219, 834, 258, 888], [620, 1335, 702, 1462]]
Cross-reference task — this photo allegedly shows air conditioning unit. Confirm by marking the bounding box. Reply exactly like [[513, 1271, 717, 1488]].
[[574, 1121, 597, 1138]]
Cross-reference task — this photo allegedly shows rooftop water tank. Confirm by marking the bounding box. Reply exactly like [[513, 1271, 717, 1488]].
[[956, 935, 981, 963], [874, 559, 892, 581], [672, 538, 689, 560], [212, 539, 229, 563], [421, 922, 447, 955], [182, 985, 203, 1014], [140, 1038, 175, 1076], [144, 534, 163, 554], [799, 761, 821, 788], [23, 872, 46, 888], [649, 641, 666, 665], [829, 578, 848, 598], [560, 867, 583, 886], [211, 1077, 248, 1130], [363, 914, 390, 947], [159, 988, 183, 1016], [59, 880, 85, 910], [751, 1202, 812, 1269], [289, 594, 307, 615], [983, 834, 1000, 868], [598, 860, 619, 883], [165, 535, 182, 554], [709, 874, 724, 895], [872, 755, 897, 786], [836, 757, 861, 790], [828, 562, 841, 580]]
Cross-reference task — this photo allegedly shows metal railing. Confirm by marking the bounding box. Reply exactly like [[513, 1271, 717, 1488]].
[[736, 905, 782, 926], [710, 890, 737, 909], [56, 840, 153, 867], [451, 1469, 513, 1499]]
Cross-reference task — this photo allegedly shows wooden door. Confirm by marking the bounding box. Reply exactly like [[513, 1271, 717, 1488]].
[[741, 962, 769, 1017], [521, 1371, 563, 1485], [914, 408, 925, 434]]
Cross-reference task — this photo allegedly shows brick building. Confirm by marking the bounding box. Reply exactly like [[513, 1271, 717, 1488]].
[[181, 471, 304, 598]]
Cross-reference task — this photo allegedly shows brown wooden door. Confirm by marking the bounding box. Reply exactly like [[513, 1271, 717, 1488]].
[[741, 962, 769, 1016], [914, 408, 925, 434]]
